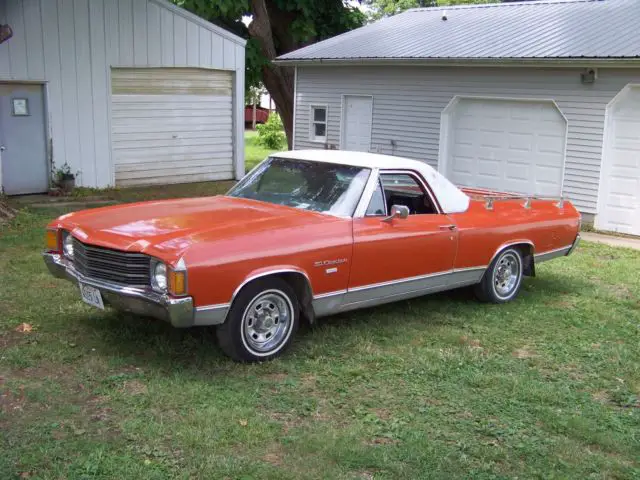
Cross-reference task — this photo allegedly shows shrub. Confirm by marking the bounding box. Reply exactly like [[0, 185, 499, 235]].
[[256, 113, 286, 150]]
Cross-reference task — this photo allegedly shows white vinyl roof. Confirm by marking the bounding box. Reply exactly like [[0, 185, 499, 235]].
[[273, 150, 470, 214]]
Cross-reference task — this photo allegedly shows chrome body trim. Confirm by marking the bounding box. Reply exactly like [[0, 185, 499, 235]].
[[534, 244, 574, 263], [312, 289, 347, 317], [339, 268, 485, 313], [43, 252, 195, 328], [230, 268, 313, 309], [379, 169, 443, 214], [566, 234, 581, 256], [194, 303, 230, 326], [488, 240, 535, 267]]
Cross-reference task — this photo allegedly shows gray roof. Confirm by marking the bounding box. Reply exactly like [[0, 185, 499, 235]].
[[277, 0, 640, 63]]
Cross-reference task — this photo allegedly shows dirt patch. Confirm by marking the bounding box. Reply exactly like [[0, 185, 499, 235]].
[[121, 380, 148, 396], [592, 390, 610, 404], [261, 444, 286, 467], [512, 346, 538, 359], [0, 199, 15, 224], [370, 408, 392, 421], [364, 436, 400, 446], [0, 384, 26, 413], [263, 372, 289, 382], [268, 411, 305, 434]]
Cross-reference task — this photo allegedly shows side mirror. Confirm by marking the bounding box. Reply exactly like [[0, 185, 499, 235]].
[[382, 204, 410, 223]]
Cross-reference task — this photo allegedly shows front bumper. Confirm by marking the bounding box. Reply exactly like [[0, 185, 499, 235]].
[[43, 252, 195, 328]]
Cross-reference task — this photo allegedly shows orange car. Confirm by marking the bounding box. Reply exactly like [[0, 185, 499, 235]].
[[44, 150, 581, 362]]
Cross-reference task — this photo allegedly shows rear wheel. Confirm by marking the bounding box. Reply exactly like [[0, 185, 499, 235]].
[[475, 247, 523, 303], [216, 278, 299, 362]]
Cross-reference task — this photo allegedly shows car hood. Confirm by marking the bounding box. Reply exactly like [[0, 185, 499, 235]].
[[53, 196, 339, 262]]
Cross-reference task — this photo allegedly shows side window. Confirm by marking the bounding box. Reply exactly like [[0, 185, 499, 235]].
[[380, 173, 437, 215], [310, 106, 327, 143], [366, 180, 386, 216]]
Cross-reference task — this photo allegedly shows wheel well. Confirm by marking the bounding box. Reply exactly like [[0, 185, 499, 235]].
[[512, 243, 535, 277], [236, 272, 316, 325]]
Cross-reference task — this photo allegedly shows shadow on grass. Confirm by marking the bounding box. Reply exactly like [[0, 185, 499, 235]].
[[74, 271, 594, 373]]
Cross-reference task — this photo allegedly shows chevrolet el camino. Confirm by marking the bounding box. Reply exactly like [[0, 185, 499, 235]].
[[44, 150, 581, 362]]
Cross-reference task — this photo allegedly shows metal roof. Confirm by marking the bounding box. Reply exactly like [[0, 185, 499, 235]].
[[277, 0, 640, 63]]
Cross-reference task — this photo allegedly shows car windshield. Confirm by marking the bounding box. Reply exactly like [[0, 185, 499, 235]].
[[227, 157, 371, 217]]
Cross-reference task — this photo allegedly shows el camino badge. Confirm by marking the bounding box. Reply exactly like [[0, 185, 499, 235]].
[[314, 258, 347, 268]]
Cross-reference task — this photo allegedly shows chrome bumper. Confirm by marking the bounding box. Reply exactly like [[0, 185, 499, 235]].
[[43, 252, 195, 328]]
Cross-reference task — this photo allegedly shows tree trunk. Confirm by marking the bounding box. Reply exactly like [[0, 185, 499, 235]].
[[248, 0, 295, 149]]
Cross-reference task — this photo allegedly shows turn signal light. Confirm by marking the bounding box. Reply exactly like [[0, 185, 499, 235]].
[[45, 229, 59, 252], [169, 270, 187, 296]]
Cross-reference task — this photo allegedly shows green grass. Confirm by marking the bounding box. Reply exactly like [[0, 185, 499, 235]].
[[245, 129, 284, 171], [1, 206, 639, 479]]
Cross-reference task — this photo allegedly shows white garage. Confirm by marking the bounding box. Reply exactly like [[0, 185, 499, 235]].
[[596, 85, 640, 236], [111, 68, 234, 186], [440, 98, 567, 197], [0, 0, 245, 193]]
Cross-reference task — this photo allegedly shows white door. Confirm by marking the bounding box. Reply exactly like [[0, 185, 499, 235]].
[[596, 86, 640, 235], [111, 68, 234, 187], [445, 98, 566, 196], [342, 96, 373, 152]]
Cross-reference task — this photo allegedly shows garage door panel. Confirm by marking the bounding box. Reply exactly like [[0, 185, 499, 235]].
[[111, 67, 234, 187], [446, 98, 566, 197], [596, 86, 640, 235]]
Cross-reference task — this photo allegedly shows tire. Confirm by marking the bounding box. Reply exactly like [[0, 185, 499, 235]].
[[216, 277, 299, 362], [475, 247, 524, 303]]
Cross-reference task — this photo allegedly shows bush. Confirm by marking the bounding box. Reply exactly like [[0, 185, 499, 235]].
[[256, 113, 286, 150]]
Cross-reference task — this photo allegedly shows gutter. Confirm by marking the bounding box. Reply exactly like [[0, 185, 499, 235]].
[[273, 57, 640, 68]]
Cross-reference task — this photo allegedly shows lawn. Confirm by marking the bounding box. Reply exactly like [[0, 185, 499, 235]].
[[245, 129, 283, 171], [1, 204, 639, 479]]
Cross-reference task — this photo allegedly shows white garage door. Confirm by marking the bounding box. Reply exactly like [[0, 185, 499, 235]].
[[444, 98, 566, 197], [111, 68, 233, 187], [596, 86, 640, 235]]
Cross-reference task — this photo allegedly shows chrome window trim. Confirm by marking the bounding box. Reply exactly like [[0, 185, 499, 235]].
[[364, 177, 388, 217], [378, 169, 443, 215], [353, 167, 381, 218]]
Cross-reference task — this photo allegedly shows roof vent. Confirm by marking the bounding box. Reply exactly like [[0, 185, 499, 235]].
[[442, 10, 448, 21]]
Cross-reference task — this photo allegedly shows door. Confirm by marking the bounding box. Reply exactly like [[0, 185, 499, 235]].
[[111, 68, 234, 187], [345, 171, 458, 308], [342, 95, 373, 152], [596, 86, 640, 235], [0, 84, 48, 195], [445, 98, 566, 197]]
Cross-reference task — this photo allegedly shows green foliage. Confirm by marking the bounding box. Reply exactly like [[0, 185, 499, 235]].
[[256, 112, 286, 150], [364, 0, 499, 20]]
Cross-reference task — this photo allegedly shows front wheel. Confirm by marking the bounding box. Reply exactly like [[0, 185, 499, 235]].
[[475, 247, 524, 303], [216, 278, 299, 362]]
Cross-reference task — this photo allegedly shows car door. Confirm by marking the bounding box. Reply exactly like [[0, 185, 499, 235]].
[[344, 170, 458, 308]]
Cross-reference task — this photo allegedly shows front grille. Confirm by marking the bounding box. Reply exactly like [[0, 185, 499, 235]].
[[72, 238, 151, 287]]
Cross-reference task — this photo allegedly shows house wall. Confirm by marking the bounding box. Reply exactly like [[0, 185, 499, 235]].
[[294, 65, 640, 214], [0, 0, 245, 188]]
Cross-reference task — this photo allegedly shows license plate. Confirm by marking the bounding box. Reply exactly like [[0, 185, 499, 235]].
[[79, 283, 105, 310]]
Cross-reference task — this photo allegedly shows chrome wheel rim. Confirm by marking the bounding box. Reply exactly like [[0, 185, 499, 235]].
[[242, 290, 293, 355], [493, 252, 520, 298]]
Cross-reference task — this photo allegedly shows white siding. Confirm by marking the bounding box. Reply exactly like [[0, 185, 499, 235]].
[[294, 66, 640, 213], [0, 0, 245, 189]]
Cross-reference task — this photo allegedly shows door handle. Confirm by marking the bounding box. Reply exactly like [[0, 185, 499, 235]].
[[439, 224, 457, 231]]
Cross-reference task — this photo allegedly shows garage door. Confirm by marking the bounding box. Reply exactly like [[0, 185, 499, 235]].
[[111, 68, 233, 187], [596, 86, 640, 235], [444, 98, 566, 197]]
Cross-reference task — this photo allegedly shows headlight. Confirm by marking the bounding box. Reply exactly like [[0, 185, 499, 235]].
[[152, 262, 167, 292], [63, 232, 74, 258]]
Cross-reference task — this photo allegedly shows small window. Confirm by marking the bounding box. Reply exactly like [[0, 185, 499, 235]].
[[310, 106, 327, 143], [380, 173, 437, 215], [366, 180, 387, 216]]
